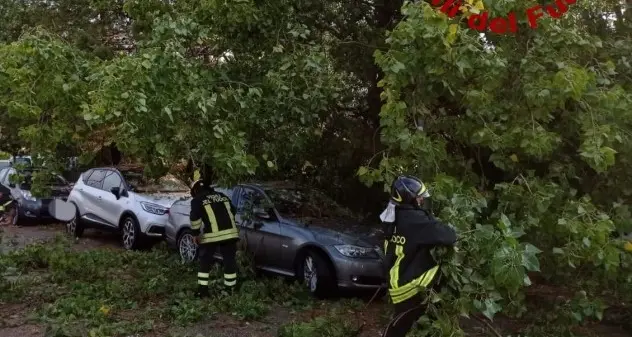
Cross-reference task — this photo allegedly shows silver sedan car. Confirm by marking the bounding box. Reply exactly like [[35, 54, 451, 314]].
[[165, 182, 386, 297]]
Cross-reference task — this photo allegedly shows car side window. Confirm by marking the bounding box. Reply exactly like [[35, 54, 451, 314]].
[[237, 188, 269, 215], [101, 171, 122, 192], [85, 169, 106, 189], [2, 169, 16, 186], [0, 168, 8, 184], [81, 169, 94, 185]]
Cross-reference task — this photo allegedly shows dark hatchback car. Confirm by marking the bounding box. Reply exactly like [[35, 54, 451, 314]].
[[166, 182, 386, 297], [0, 167, 72, 225]]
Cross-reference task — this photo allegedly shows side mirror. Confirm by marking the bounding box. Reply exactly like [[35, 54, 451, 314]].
[[111, 186, 121, 199], [253, 208, 270, 220]]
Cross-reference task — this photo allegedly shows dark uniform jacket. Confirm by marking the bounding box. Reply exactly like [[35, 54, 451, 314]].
[[190, 188, 239, 244], [384, 204, 457, 304]]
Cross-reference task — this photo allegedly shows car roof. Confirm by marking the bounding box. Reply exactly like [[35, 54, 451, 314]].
[[242, 181, 301, 190], [87, 166, 119, 171]]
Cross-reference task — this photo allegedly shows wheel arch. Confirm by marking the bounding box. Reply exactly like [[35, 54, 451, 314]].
[[176, 225, 193, 243], [118, 210, 139, 230], [68, 200, 80, 217], [294, 244, 338, 281]]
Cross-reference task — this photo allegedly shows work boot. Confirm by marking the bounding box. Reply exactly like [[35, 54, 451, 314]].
[[195, 286, 209, 299]]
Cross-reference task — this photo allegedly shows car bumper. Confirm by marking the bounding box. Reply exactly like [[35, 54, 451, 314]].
[[18, 197, 67, 220], [330, 253, 387, 290], [136, 212, 169, 237]]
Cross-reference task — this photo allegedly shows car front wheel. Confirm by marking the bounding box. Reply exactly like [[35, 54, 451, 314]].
[[298, 251, 336, 298], [121, 216, 141, 250], [11, 205, 20, 226], [66, 207, 84, 238], [177, 229, 198, 263]]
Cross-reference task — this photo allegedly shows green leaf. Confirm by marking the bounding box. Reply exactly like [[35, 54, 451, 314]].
[[498, 213, 511, 231], [600, 146, 617, 167], [481, 299, 502, 320], [523, 274, 532, 286], [390, 60, 405, 74], [522, 244, 541, 272], [357, 166, 368, 177], [164, 107, 173, 122], [509, 154, 518, 162], [266, 160, 274, 168]]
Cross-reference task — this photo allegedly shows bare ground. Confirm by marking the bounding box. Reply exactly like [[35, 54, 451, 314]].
[[1, 224, 631, 337]]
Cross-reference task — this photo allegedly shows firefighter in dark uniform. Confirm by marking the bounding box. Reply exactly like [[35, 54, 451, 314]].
[[381, 175, 457, 337], [189, 178, 240, 298]]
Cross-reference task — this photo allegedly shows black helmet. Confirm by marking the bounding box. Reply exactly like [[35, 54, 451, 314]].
[[190, 179, 204, 197], [390, 175, 430, 206]]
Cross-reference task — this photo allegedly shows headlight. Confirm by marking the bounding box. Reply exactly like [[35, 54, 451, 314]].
[[334, 245, 379, 259], [140, 201, 168, 215], [21, 190, 37, 202]]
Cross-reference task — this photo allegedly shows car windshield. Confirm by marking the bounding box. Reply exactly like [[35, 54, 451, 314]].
[[122, 171, 189, 193], [264, 187, 355, 220], [13, 157, 31, 166], [19, 171, 68, 190]]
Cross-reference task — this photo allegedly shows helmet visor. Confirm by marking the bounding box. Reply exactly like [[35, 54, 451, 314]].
[[417, 183, 430, 198]]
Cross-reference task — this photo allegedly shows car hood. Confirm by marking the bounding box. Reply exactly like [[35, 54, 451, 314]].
[[134, 192, 190, 208], [281, 217, 382, 248]]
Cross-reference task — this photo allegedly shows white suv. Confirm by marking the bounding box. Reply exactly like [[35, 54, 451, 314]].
[[67, 167, 189, 250]]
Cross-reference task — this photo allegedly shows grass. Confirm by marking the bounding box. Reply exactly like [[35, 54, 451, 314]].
[[2, 233, 628, 337], [0, 235, 316, 336], [277, 309, 360, 337]]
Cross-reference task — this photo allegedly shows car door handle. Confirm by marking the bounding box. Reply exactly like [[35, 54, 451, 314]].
[[97, 196, 102, 200]]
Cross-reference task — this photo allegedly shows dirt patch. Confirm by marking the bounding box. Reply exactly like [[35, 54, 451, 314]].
[[0, 223, 122, 254], [0, 324, 44, 337], [0, 223, 63, 253], [0, 303, 44, 337]]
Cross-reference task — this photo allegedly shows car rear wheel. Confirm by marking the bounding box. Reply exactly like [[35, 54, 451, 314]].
[[66, 207, 84, 238], [11, 205, 20, 226], [177, 229, 199, 263], [121, 216, 141, 250], [298, 250, 336, 298]]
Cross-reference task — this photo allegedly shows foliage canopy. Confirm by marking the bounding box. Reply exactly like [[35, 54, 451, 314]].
[[0, 0, 631, 334]]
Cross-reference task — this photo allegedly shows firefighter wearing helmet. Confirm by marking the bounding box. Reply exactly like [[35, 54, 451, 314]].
[[380, 175, 457, 337], [189, 171, 239, 298]]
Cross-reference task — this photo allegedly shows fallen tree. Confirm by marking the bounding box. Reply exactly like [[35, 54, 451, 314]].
[[0, 0, 630, 335]]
